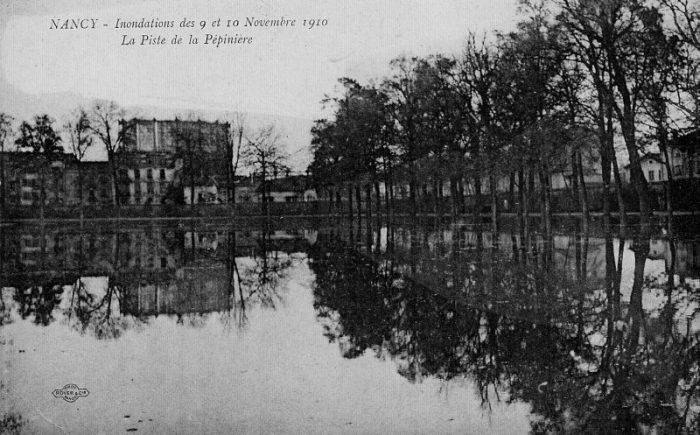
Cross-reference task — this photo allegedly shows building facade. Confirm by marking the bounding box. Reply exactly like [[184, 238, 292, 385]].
[[118, 118, 231, 204]]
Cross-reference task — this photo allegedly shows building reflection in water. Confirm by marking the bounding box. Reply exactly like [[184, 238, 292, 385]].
[[0, 222, 311, 337], [1, 217, 700, 433]]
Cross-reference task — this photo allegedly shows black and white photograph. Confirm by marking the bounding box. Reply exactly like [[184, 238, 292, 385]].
[[1, 0, 700, 433]]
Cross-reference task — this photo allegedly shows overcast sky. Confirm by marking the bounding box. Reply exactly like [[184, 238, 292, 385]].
[[0, 0, 519, 167]]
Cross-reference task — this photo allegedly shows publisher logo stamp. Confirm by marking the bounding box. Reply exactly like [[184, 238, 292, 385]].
[[52, 384, 90, 402]]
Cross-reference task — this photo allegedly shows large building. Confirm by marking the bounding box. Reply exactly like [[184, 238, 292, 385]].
[[0, 152, 73, 206], [117, 118, 231, 204]]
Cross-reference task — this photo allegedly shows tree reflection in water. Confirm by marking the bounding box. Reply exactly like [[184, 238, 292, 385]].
[[310, 219, 700, 434], [0, 223, 299, 338], [63, 277, 147, 339], [222, 227, 295, 332]]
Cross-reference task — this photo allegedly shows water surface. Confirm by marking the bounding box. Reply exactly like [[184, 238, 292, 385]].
[[1, 218, 699, 434]]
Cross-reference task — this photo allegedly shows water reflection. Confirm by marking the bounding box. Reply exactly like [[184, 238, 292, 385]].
[[311, 218, 700, 434], [0, 222, 308, 337], [1, 217, 700, 433]]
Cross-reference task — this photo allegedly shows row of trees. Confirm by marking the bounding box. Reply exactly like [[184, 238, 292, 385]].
[[0, 102, 289, 212], [309, 0, 700, 236], [0, 103, 130, 209]]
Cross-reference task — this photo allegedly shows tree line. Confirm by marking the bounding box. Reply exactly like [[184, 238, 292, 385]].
[[309, 0, 700, 236]]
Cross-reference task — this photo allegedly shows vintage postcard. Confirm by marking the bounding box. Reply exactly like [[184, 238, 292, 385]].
[[1, 0, 699, 434]]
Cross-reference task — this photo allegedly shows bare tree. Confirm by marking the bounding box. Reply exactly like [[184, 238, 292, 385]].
[[64, 108, 93, 206], [241, 124, 289, 216], [553, 0, 668, 229], [88, 100, 132, 206], [226, 113, 247, 204]]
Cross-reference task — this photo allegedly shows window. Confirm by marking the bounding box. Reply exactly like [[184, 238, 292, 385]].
[[134, 169, 140, 180], [147, 169, 153, 180], [658, 169, 662, 181], [648, 170, 654, 181], [160, 169, 166, 180], [674, 165, 683, 176]]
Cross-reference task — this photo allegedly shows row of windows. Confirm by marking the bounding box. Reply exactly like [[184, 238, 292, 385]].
[[648, 162, 700, 181], [133, 168, 167, 180]]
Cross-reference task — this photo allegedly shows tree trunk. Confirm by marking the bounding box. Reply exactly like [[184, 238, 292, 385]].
[[409, 163, 417, 218], [473, 175, 482, 223], [489, 174, 498, 233], [261, 162, 267, 217], [538, 166, 552, 240], [450, 177, 458, 218], [577, 153, 589, 235], [508, 172, 515, 213], [108, 151, 121, 207], [518, 168, 525, 242], [611, 150, 626, 229], [432, 178, 438, 216], [659, 133, 674, 234], [384, 179, 391, 215], [598, 106, 612, 229], [366, 184, 372, 221], [572, 148, 580, 214], [40, 161, 46, 220], [78, 162, 84, 220], [374, 182, 381, 217], [190, 151, 196, 215], [527, 169, 535, 215]]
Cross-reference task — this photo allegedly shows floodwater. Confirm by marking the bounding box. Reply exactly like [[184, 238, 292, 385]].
[[1, 217, 699, 434]]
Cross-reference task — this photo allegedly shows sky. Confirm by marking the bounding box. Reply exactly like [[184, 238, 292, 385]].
[[0, 0, 520, 168]]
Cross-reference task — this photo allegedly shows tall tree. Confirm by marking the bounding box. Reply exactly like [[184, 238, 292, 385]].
[[382, 57, 427, 214], [553, 0, 669, 229], [64, 108, 93, 206], [458, 35, 502, 225], [88, 100, 131, 206], [493, 12, 568, 237], [241, 124, 288, 216], [310, 79, 393, 215], [226, 113, 246, 204]]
